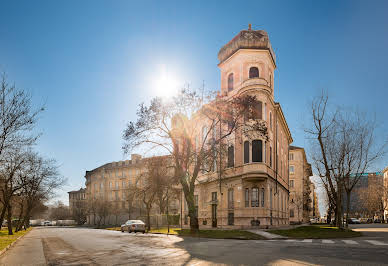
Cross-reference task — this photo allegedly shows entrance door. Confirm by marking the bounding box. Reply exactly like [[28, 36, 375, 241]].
[[212, 204, 217, 227]]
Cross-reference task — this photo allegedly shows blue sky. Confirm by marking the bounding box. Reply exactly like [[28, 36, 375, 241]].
[[1, 0, 387, 211]]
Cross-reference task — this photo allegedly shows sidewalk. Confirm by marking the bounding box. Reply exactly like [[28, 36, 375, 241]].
[[246, 229, 286, 239]]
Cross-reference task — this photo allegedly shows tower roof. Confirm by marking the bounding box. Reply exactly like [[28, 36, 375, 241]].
[[218, 28, 276, 65]]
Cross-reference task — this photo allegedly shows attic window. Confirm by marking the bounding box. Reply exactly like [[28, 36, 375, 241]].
[[249, 67, 259, 78]]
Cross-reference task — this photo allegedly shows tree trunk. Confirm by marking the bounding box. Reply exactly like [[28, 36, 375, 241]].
[[146, 208, 151, 231], [15, 202, 24, 232], [335, 188, 343, 229], [0, 201, 9, 228], [7, 204, 13, 235], [345, 191, 351, 228]]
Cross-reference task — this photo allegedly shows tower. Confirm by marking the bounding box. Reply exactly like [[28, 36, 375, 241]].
[[217, 27, 276, 99]]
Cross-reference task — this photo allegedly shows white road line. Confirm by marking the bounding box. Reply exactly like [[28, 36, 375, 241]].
[[342, 240, 358, 245], [365, 240, 388, 246], [301, 239, 313, 243], [322, 239, 335, 244], [284, 239, 298, 242]]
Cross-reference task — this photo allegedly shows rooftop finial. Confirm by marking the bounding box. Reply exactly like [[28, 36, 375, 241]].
[[248, 24, 252, 30]]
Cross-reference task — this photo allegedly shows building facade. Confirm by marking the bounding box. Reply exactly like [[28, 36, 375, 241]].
[[83, 154, 179, 225], [288, 146, 313, 223], [182, 27, 293, 229], [68, 188, 86, 216], [383, 167, 388, 221]]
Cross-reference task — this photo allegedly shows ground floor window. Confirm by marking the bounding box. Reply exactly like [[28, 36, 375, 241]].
[[251, 187, 259, 207], [290, 209, 294, 217], [228, 212, 234, 225], [245, 188, 249, 207]]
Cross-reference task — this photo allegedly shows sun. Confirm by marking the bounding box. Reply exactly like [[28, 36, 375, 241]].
[[153, 66, 180, 98]]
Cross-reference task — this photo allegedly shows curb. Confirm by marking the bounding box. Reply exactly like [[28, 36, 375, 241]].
[[0, 228, 33, 257]]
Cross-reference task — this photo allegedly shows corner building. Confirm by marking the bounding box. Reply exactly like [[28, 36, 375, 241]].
[[187, 27, 293, 228]]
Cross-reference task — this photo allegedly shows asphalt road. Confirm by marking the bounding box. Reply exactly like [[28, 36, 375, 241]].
[[1, 225, 388, 266]]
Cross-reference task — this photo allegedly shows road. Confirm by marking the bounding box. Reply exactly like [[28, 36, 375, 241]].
[[1, 225, 388, 265]]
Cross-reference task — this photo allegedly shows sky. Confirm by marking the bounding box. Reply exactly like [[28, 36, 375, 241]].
[[1, 0, 387, 215]]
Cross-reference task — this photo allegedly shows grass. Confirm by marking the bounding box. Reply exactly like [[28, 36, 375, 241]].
[[0, 228, 32, 251], [104, 226, 264, 240], [269, 225, 362, 239], [177, 229, 265, 240]]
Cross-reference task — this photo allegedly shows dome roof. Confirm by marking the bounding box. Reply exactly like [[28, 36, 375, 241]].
[[218, 29, 276, 65]]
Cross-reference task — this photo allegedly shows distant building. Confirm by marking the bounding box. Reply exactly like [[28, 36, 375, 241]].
[[383, 167, 388, 221], [288, 146, 314, 223], [83, 154, 179, 226], [343, 172, 383, 217], [68, 188, 86, 215]]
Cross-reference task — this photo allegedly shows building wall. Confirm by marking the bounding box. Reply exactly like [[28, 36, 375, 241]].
[[383, 167, 388, 221]]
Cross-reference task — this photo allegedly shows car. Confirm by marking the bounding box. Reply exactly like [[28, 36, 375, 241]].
[[120, 220, 146, 233], [347, 218, 361, 224], [41, 221, 52, 226], [310, 218, 319, 224], [374, 218, 382, 223]]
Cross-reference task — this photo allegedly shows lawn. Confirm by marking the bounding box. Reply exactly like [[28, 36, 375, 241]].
[[0, 228, 32, 251], [269, 225, 362, 239], [105, 226, 264, 240]]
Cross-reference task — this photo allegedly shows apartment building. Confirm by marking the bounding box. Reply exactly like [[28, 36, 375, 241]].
[[180, 26, 293, 229], [68, 188, 86, 216], [288, 146, 313, 223]]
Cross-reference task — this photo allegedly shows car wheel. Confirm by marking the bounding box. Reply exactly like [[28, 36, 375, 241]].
[[142, 231, 145, 234]]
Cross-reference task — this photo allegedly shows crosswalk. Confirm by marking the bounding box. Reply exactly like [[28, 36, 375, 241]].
[[267, 239, 388, 246]]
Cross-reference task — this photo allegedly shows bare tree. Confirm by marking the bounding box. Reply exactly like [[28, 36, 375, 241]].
[[306, 91, 387, 228], [123, 88, 267, 231], [357, 176, 386, 219], [95, 198, 111, 227], [50, 201, 70, 220]]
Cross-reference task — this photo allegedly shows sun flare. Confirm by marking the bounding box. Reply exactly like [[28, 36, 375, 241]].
[[153, 66, 180, 98]]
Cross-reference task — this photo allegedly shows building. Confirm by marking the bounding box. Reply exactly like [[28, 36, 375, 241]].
[[83, 154, 179, 225], [68, 188, 86, 216], [288, 146, 313, 223], [182, 26, 293, 229], [343, 172, 384, 217], [383, 167, 388, 221]]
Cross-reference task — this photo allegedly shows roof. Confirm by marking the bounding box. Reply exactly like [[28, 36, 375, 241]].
[[289, 145, 304, 150], [218, 28, 276, 65], [68, 188, 86, 194]]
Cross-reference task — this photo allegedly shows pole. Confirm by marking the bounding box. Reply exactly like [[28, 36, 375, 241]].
[[167, 188, 170, 234]]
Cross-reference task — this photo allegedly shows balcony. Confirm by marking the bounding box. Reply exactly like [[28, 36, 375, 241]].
[[241, 77, 270, 89], [241, 163, 269, 182]]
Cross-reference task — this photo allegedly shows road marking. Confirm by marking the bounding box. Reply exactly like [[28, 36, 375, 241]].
[[301, 239, 313, 243], [365, 240, 388, 246], [342, 240, 358, 245], [322, 240, 335, 244]]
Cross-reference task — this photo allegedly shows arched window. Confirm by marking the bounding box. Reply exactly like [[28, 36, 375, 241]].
[[252, 188, 259, 207], [249, 67, 259, 78], [244, 141, 250, 164], [228, 73, 234, 91], [227, 145, 234, 168], [252, 140, 263, 162]]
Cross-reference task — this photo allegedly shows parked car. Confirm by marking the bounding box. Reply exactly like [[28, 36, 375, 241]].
[[374, 218, 382, 223], [120, 220, 146, 233], [347, 218, 361, 224], [41, 221, 52, 226], [310, 218, 319, 224]]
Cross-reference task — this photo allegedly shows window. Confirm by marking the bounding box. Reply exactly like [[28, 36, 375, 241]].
[[289, 153, 294, 161], [227, 145, 234, 168], [122, 191, 126, 200], [228, 212, 234, 225], [109, 182, 112, 189], [100, 183, 103, 189], [245, 188, 249, 207], [269, 112, 272, 129], [261, 188, 265, 207], [264, 103, 267, 121], [289, 165, 295, 174], [290, 209, 294, 218], [253, 101, 262, 120], [115, 181, 119, 189], [251, 188, 259, 207], [270, 146, 272, 167], [228, 73, 234, 91], [244, 141, 250, 164], [252, 140, 263, 162], [290, 180, 294, 188], [115, 191, 119, 200], [228, 188, 234, 209], [249, 67, 259, 78], [212, 192, 217, 202], [270, 188, 273, 209]]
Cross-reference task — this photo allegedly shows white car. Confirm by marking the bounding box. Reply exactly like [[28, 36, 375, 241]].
[[41, 221, 52, 226], [120, 220, 146, 233]]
